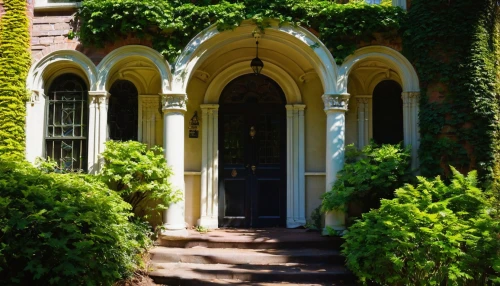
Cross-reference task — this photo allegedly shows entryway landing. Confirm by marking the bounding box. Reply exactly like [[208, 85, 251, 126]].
[[150, 228, 357, 285]]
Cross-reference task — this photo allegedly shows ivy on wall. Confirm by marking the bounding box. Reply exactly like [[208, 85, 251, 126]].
[[0, 0, 31, 159], [77, 0, 406, 64], [403, 0, 499, 183]]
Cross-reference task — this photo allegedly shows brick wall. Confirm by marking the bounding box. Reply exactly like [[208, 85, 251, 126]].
[[31, 13, 76, 56]]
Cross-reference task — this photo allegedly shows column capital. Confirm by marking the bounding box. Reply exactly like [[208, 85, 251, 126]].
[[322, 93, 350, 112], [88, 91, 110, 105], [161, 93, 187, 113]]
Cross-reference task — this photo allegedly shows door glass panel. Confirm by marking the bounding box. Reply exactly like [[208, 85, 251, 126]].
[[257, 179, 280, 217], [224, 180, 246, 217], [258, 114, 280, 164], [223, 115, 244, 165]]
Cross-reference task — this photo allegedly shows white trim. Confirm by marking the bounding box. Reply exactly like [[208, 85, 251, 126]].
[[96, 45, 172, 94], [34, 1, 80, 11], [304, 172, 326, 176], [173, 21, 339, 94]]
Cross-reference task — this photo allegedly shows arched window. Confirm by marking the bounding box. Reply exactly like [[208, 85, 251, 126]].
[[46, 74, 88, 171], [372, 80, 403, 145], [108, 80, 138, 141]]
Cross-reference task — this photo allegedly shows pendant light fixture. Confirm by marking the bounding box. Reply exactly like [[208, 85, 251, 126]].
[[250, 32, 263, 75]]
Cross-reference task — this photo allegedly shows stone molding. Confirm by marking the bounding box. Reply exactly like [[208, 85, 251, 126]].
[[322, 94, 350, 112]]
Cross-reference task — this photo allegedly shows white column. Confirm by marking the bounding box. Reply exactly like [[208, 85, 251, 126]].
[[87, 91, 110, 174], [198, 104, 219, 229], [356, 97, 369, 149], [161, 93, 188, 235], [322, 93, 350, 231], [285, 104, 307, 228], [402, 91, 420, 170]]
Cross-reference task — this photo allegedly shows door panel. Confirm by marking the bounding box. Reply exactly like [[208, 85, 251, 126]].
[[219, 74, 286, 228]]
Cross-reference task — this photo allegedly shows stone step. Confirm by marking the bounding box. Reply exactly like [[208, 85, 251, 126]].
[[149, 262, 356, 285], [150, 247, 344, 265], [158, 229, 343, 250]]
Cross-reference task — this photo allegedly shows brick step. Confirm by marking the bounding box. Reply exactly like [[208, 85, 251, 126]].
[[149, 262, 356, 285], [150, 247, 344, 265], [158, 229, 343, 250]]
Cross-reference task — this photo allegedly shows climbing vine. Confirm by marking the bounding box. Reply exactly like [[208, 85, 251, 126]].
[[403, 0, 499, 183], [0, 0, 31, 159], [77, 0, 406, 64]]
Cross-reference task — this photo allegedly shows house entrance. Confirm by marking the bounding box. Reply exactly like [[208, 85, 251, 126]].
[[218, 74, 287, 228]]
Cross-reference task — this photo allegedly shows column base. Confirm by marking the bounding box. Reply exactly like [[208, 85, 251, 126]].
[[160, 228, 189, 239], [197, 216, 218, 229], [324, 210, 346, 232], [286, 218, 306, 229]]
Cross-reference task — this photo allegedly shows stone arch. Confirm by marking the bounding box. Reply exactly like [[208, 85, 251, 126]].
[[96, 45, 172, 93], [338, 45, 419, 94], [173, 21, 339, 95], [204, 62, 302, 104], [340, 45, 420, 170], [27, 49, 97, 93], [25, 50, 97, 164]]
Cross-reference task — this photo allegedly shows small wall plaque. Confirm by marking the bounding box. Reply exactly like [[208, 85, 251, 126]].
[[189, 111, 199, 138]]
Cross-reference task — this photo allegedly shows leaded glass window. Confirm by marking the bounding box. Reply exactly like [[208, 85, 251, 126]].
[[46, 74, 88, 171]]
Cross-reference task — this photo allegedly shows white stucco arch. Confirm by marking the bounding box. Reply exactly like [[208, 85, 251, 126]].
[[338, 46, 419, 94], [173, 21, 339, 95], [27, 50, 97, 92], [203, 62, 302, 104], [96, 45, 172, 93]]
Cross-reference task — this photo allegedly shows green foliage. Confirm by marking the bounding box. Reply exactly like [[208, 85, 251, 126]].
[[100, 140, 180, 217], [403, 0, 499, 183], [343, 167, 500, 285], [321, 142, 412, 213], [0, 0, 31, 159], [0, 160, 152, 285], [77, 0, 405, 63]]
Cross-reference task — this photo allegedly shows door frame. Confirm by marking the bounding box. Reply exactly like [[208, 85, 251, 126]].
[[197, 65, 307, 229]]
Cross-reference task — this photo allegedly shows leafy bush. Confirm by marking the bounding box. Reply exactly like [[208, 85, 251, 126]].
[[321, 142, 412, 214], [0, 160, 151, 285], [343, 167, 500, 285], [100, 140, 180, 217]]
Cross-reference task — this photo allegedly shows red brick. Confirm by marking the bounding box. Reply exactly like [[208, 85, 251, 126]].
[[39, 37, 54, 45]]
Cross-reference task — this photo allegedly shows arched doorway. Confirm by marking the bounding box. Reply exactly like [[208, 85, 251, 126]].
[[218, 74, 287, 228], [108, 80, 139, 141], [372, 80, 403, 145]]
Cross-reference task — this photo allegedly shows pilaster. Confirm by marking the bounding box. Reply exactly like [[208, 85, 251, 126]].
[[401, 91, 420, 170], [87, 91, 110, 174], [356, 96, 371, 149], [322, 93, 350, 232], [198, 104, 220, 229], [138, 95, 161, 147], [285, 104, 307, 228]]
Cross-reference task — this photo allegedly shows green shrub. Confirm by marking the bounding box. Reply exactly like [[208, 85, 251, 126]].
[[100, 140, 180, 217], [0, 160, 151, 285], [343, 167, 500, 285], [321, 142, 412, 214]]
